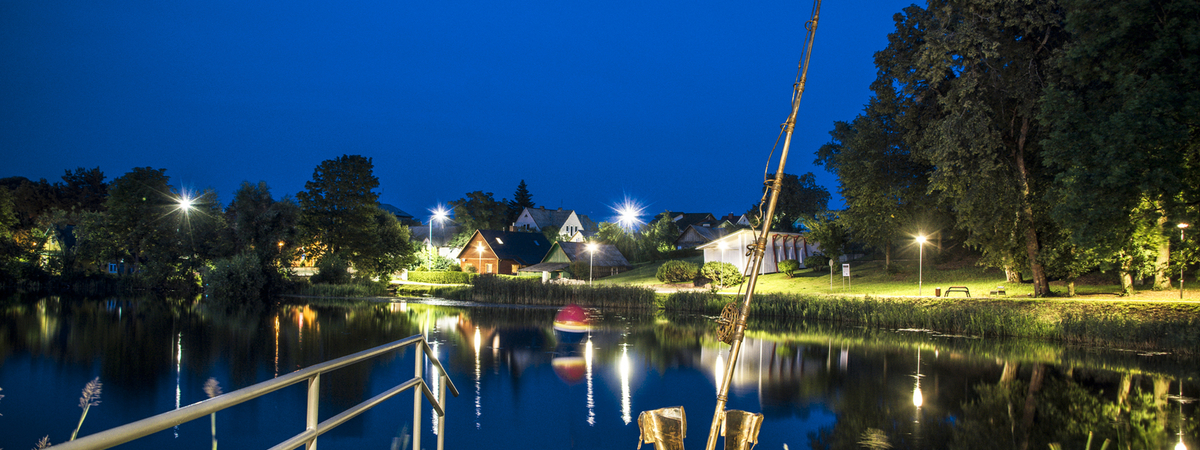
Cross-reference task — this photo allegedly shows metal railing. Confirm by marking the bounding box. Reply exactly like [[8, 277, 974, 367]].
[[49, 335, 460, 450]]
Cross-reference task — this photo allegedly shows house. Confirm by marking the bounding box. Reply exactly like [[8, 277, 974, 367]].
[[720, 213, 753, 228], [519, 242, 631, 280], [654, 212, 720, 230], [673, 224, 733, 249], [409, 223, 463, 258], [566, 230, 598, 242], [454, 230, 551, 274], [697, 229, 819, 274], [512, 206, 599, 237], [379, 203, 419, 226]]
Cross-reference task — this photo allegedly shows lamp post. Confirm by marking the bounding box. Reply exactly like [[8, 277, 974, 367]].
[[586, 242, 597, 284], [178, 194, 195, 273], [916, 235, 926, 296], [1180, 223, 1189, 300]]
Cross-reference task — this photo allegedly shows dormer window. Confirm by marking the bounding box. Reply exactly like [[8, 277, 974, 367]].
[[496, 238, 504, 245]]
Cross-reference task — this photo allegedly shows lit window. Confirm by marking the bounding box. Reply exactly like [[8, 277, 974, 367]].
[[496, 238, 504, 244], [486, 263, 493, 273]]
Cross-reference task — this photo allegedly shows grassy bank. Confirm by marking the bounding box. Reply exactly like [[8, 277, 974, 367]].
[[665, 291, 1200, 354]]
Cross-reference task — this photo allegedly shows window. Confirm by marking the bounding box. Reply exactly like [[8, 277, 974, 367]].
[[486, 263, 493, 273], [496, 238, 504, 245], [108, 263, 117, 274], [512, 264, 519, 273]]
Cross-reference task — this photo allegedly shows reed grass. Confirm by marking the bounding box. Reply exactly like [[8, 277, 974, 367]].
[[664, 291, 1200, 354], [71, 377, 102, 441], [470, 275, 657, 308], [205, 378, 222, 450], [291, 281, 389, 298]]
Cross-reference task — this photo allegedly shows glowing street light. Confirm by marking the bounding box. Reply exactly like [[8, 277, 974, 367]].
[[586, 242, 598, 284], [428, 206, 449, 266], [612, 199, 644, 230], [916, 235, 927, 296], [178, 195, 194, 212], [1181, 223, 1189, 300]]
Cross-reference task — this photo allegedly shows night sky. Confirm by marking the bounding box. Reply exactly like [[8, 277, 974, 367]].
[[2, 0, 922, 224]]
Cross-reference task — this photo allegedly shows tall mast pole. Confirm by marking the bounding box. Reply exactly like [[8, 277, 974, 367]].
[[703, 2, 821, 449]]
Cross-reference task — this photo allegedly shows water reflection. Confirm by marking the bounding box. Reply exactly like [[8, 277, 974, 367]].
[[0, 295, 1196, 450]]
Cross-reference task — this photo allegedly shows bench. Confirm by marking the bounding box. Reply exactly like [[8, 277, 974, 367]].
[[989, 286, 1006, 296], [944, 286, 970, 297]]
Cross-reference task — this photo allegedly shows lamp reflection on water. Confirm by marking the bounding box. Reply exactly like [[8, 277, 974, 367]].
[[586, 337, 595, 426], [474, 327, 482, 429], [620, 344, 633, 424], [1170, 382, 1192, 450]]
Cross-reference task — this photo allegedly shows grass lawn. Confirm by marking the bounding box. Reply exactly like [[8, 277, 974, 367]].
[[599, 254, 1197, 301]]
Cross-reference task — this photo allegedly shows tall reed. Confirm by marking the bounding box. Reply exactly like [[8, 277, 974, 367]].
[[470, 275, 657, 308], [70, 377, 102, 441], [205, 378, 222, 450], [663, 292, 1200, 354]]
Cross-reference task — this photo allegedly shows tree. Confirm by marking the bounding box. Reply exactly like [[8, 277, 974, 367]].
[[817, 89, 932, 272], [296, 155, 380, 260], [803, 212, 849, 265], [877, 0, 1065, 296], [227, 181, 299, 268], [639, 213, 681, 259], [450, 190, 508, 235], [103, 167, 177, 275], [506, 180, 535, 225], [58, 167, 107, 213], [352, 208, 416, 279], [1040, 0, 1200, 291], [748, 173, 830, 232]]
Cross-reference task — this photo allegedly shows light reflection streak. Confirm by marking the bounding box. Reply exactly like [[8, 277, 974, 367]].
[[431, 339, 441, 434], [173, 332, 182, 438], [273, 316, 280, 378], [620, 344, 632, 424], [474, 327, 482, 429], [714, 354, 726, 394], [586, 338, 595, 426]]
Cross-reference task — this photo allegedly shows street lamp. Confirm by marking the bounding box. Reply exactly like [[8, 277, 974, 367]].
[[1180, 223, 1189, 300], [428, 206, 448, 267], [916, 235, 927, 296], [586, 242, 598, 284]]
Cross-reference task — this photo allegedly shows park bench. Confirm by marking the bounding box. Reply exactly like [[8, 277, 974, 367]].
[[944, 286, 970, 297], [989, 286, 1006, 296]]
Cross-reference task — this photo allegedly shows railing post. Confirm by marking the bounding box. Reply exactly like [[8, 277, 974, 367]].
[[307, 373, 321, 450], [413, 343, 424, 450], [437, 374, 448, 450]]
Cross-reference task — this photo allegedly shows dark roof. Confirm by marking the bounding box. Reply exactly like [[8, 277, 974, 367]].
[[457, 230, 551, 265], [379, 203, 414, 219], [409, 224, 462, 247], [518, 262, 570, 273], [523, 207, 575, 230], [656, 211, 719, 229], [577, 214, 599, 232], [554, 242, 630, 267]]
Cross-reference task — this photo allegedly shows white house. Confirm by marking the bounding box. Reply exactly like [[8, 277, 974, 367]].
[[512, 206, 598, 237], [697, 229, 819, 274]]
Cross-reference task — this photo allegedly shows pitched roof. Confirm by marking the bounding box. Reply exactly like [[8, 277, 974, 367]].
[[656, 211, 719, 229], [577, 214, 599, 232], [456, 230, 551, 265], [378, 203, 414, 219], [553, 242, 630, 267], [523, 206, 576, 230]]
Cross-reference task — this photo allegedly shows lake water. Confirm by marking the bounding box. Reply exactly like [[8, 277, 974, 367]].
[[0, 294, 1196, 450]]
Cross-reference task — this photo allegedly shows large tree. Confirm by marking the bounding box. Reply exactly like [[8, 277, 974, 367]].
[[1040, 0, 1200, 291], [748, 172, 830, 233], [878, 0, 1066, 295], [449, 191, 509, 245], [506, 180, 535, 226], [296, 155, 381, 261], [816, 89, 932, 271], [227, 181, 300, 269]]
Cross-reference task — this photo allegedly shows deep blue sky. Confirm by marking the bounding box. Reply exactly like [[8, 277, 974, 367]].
[[2, 0, 922, 224]]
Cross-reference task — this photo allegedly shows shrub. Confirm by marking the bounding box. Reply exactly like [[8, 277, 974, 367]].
[[804, 253, 830, 270], [656, 260, 699, 283], [310, 254, 351, 284], [778, 259, 800, 277], [701, 261, 744, 287]]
